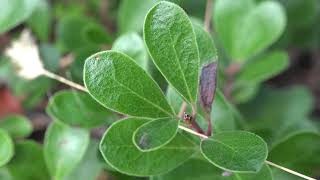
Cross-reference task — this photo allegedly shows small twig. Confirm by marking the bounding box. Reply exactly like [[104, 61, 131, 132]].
[[178, 125, 208, 139], [203, 110, 212, 136], [265, 161, 316, 180], [43, 69, 316, 180], [42, 70, 88, 92], [178, 125, 316, 180], [204, 0, 213, 32]]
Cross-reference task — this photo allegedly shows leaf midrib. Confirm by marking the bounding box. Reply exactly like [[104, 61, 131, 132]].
[[167, 28, 194, 103], [110, 76, 173, 117]]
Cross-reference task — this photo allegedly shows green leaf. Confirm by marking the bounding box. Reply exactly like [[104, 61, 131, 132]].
[[200, 131, 268, 173], [0, 129, 14, 166], [44, 122, 89, 179], [57, 15, 100, 52], [144, 1, 200, 103], [0, 0, 39, 34], [269, 131, 320, 175], [210, 90, 237, 133], [0, 167, 11, 180], [152, 159, 273, 180], [151, 159, 224, 180], [166, 86, 184, 114], [118, 0, 157, 34], [84, 50, 174, 118], [112, 33, 148, 69], [26, 0, 51, 41], [239, 86, 314, 144], [133, 117, 179, 151], [64, 140, 102, 180], [0, 115, 32, 139], [47, 90, 117, 128], [214, 0, 286, 60], [234, 164, 273, 180], [193, 23, 217, 65], [236, 51, 289, 84], [83, 23, 112, 45], [280, 0, 319, 30], [100, 118, 197, 176], [6, 141, 50, 180]]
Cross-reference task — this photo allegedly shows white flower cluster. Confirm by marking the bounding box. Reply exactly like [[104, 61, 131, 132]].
[[5, 29, 45, 79]]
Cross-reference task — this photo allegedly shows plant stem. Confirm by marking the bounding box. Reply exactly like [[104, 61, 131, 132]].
[[42, 70, 88, 92], [43, 69, 316, 180], [204, 0, 213, 32], [265, 161, 316, 180]]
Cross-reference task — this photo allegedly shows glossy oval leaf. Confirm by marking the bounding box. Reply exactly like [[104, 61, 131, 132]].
[[0, 129, 14, 166], [0, 0, 39, 34], [200, 131, 268, 173], [236, 51, 289, 85], [46, 90, 117, 128], [100, 118, 197, 176], [214, 0, 286, 61], [112, 33, 148, 69], [84, 50, 175, 118], [6, 141, 50, 180], [0, 115, 32, 139], [144, 1, 200, 103], [133, 117, 179, 151], [44, 122, 89, 179]]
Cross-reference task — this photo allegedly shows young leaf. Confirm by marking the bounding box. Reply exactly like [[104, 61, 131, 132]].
[[0, 0, 39, 34], [269, 131, 320, 175], [193, 23, 218, 66], [112, 33, 148, 69], [214, 0, 286, 60], [236, 51, 289, 85], [100, 118, 197, 176], [0, 129, 14, 166], [44, 122, 89, 179], [133, 117, 179, 151], [47, 90, 117, 128], [0, 115, 32, 139], [6, 141, 50, 180], [84, 50, 175, 118], [194, 22, 218, 114], [200, 131, 268, 173], [144, 1, 200, 104]]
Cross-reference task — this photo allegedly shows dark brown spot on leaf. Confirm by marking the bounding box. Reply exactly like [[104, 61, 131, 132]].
[[199, 62, 217, 113]]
